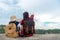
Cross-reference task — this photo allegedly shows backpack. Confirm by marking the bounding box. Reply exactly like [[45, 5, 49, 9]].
[[5, 23, 18, 38], [9, 21, 19, 31]]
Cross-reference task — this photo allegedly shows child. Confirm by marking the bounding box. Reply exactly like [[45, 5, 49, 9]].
[[9, 15, 19, 32], [30, 14, 35, 33]]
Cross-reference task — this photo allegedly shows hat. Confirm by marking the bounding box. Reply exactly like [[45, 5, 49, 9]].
[[10, 15, 16, 21]]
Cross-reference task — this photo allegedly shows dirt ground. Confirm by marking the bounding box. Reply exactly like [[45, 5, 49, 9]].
[[0, 34, 60, 40]]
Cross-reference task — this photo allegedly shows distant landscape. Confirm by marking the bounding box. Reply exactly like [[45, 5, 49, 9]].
[[0, 25, 60, 34], [0, 25, 5, 33]]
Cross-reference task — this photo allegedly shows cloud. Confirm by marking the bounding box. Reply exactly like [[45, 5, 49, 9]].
[[0, 2, 9, 11], [17, 0, 59, 12], [0, 18, 9, 25], [44, 22, 60, 29], [0, 0, 60, 29], [35, 13, 52, 22], [35, 12, 60, 29], [34, 11, 60, 22], [0, 0, 24, 25], [35, 20, 60, 29], [17, 0, 44, 12], [0, 0, 19, 5]]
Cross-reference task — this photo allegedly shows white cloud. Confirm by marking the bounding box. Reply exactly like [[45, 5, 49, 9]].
[[35, 20, 60, 29], [0, 0, 60, 29], [0, 18, 9, 25], [17, 0, 46, 12], [45, 23, 60, 29], [35, 12, 60, 22], [35, 21, 43, 29], [35, 13, 53, 22], [7, 0, 13, 4], [35, 12, 60, 29], [0, 2, 9, 11], [17, 0, 59, 12]]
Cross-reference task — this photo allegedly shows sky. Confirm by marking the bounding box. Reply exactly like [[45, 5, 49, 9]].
[[0, 0, 60, 29]]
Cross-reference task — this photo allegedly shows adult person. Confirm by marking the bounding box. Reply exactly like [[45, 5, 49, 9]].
[[20, 12, 35, 37]]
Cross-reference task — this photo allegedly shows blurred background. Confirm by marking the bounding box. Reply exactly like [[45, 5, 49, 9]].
[[0, 0, 60, 34]]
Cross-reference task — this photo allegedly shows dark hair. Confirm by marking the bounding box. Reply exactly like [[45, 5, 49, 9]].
[[23, 12, 29, 20]]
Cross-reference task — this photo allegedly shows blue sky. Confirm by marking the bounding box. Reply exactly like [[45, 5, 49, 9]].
[[0, 0, 60, 29]]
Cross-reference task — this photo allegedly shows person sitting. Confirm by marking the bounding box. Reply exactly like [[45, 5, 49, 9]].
[[9, 15, 19, 32], [20, 12, 35, 37], [30, 14, 35, 33]]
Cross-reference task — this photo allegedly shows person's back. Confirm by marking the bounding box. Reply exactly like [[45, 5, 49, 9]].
[[9, 21, 19, 31], [23, 18, 34, 34], [30, 14, 35, 33], [9, 15, 20, 31], [5, 23, 18, 38], [20, 12, 35, 37]]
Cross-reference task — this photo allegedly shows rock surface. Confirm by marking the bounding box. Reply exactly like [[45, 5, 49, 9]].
[[0, 34, 60, 40]]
